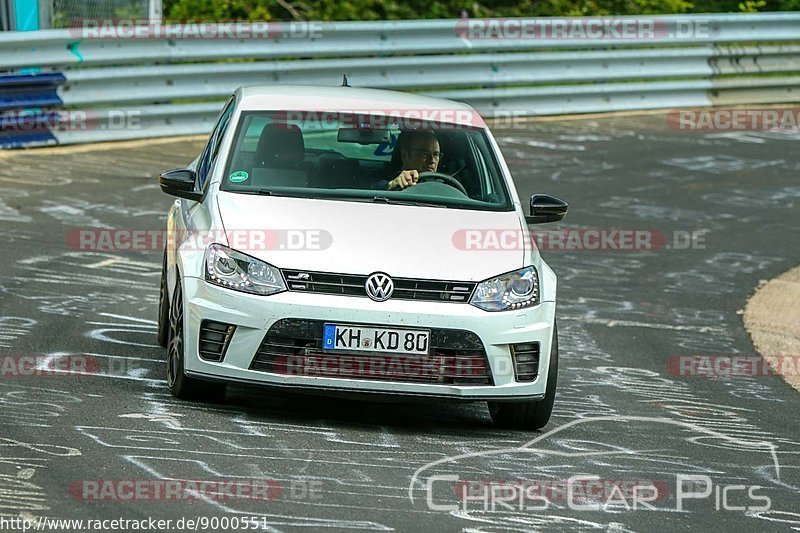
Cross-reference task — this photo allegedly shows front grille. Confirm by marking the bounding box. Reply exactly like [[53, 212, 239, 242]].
[[282, 270, 475, 303], [510, 342, 540, 382], [198, 320, 236, 362], [250, 319, 493, 385]]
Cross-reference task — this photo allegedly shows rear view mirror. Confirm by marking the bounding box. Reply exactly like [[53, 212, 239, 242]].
[[337, 128, 390, 145], [525, 194, 568, 224], [158, 168, 203, 202]]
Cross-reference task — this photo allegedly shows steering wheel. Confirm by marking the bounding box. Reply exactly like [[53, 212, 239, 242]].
[[416, 172, 468, 195]]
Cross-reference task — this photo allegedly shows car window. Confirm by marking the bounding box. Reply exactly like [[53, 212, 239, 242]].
[[197, 98, 235, 189], [469, 135, 497, 198], [220, 110, 513, 212], [239, 115, 399, 162]]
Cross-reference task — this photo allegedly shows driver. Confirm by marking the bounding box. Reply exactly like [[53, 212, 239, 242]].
[[385, 131, 442, 190]]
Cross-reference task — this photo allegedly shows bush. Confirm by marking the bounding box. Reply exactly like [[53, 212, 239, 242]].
[[163, 0, 795, 20]]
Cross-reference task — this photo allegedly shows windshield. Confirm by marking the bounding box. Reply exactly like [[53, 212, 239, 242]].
[[220, 110, 513, 211]]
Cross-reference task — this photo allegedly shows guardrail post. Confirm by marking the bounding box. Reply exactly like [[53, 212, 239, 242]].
[[38, 0, 51, 29], [149, 0, 162, 23]]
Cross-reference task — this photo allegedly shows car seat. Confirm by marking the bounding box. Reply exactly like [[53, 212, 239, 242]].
[[251, 123, 309, 188]]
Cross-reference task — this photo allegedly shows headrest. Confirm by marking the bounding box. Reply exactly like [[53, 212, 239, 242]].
[[256, 123, 305, 168]]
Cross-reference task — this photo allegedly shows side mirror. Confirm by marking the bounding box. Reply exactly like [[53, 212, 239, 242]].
[[158, 168, 203, 202], [525, 194, 568, 224]]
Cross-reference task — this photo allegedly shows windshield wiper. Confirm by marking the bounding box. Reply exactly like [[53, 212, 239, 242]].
[[228, 189, 447, 207], [371, 196, 447, 208], [227, 188, 277, 196], [230, 189, 312, 198]]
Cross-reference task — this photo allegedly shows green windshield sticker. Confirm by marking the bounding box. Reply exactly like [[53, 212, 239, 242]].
[[229, 170, 249, 183]]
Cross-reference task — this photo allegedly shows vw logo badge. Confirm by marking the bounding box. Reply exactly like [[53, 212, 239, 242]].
[[365, 273, 394, 302]]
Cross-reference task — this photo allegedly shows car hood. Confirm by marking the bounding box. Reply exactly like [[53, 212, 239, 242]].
[[215, 193, 525, 282]]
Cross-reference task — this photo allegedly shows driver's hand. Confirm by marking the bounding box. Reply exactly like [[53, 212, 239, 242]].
[[387, 170, 419, 190]]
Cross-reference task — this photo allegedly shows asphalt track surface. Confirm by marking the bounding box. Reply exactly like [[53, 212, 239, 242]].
[[0, 113, 798, 532]]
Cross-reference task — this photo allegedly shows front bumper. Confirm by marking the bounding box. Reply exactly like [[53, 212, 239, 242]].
[[182, 277, 556, 400]]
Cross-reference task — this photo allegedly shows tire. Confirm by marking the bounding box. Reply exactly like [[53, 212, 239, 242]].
[[166, 273, 227, 402], [488, 322, 558, 430], [157, 250, 170, 348]]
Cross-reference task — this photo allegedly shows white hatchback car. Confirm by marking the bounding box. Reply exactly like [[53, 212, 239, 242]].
[[157, 85, 567, 429]]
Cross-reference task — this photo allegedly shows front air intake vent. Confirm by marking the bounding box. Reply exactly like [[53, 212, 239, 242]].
[[250, 319, 493, 385], [510, 342, 540, 382], [199, 320, 236, 362]]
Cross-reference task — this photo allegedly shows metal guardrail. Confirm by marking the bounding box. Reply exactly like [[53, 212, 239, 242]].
[[1, 13, 799, 147], [0, 72, 65, 109]]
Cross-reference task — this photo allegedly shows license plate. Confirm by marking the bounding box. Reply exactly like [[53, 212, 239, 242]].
[[323, 324, 430, 355]]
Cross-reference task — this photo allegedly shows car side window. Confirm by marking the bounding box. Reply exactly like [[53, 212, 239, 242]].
[[469, 133, 504, 201], [197, 98, 235, 189]]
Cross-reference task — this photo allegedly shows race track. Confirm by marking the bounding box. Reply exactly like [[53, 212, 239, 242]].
[[0, 112, 798, 532]]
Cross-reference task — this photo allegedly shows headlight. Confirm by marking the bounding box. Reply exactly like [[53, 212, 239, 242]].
[[205, 244, 286, 296], [470, 266, 539, 312]]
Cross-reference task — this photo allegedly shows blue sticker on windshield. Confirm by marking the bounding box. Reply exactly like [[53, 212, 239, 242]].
[[373, 133, 398, 157]]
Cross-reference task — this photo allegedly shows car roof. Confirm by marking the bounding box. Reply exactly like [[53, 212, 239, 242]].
[[238, 85, 484, 127]]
